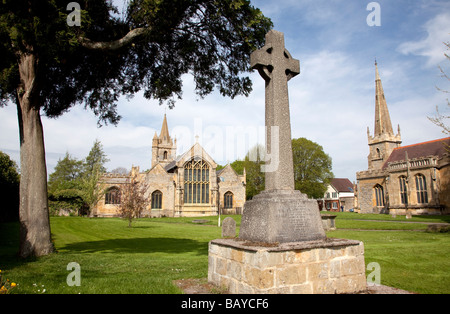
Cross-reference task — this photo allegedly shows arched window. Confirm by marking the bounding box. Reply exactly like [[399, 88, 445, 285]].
[[163, 151, 168, 160], [399, 176, 408, 205], [105, 187, 121, 205], [415, 174, 428, 204], [184, 160, 210, 204], [374, 185, 384, 207], [151, 190, 162, 209], [224, 192, 233, 209]]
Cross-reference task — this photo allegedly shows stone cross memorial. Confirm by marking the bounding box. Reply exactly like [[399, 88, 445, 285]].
[[239, 30, 326, 243], [250, 29, 299, 191], [209, 30, 366, 294]]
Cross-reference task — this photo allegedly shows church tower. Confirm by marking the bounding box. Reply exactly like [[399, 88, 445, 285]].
[[367, 61, 401, 170], [152, 114, 177, 168]]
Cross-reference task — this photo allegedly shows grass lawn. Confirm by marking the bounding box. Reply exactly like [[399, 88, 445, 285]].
[[0, 213, 449, 294]]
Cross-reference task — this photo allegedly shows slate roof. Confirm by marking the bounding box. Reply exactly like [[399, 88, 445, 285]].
[[330, 178, 354, 193], [164, 160, 177, 172], [383, 137, 450, 169]]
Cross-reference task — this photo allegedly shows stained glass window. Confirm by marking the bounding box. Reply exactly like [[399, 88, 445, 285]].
[[415, 174, 428, 204], [184, 160, 210, 204], [152, 190, 162, 209], [374, 185, 384, 207]]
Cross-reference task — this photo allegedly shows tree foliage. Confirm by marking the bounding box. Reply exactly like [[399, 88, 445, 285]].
[[292, 138, 334, 199], [48, 140, 109, 215], [84, 139, 109, 174], [235, 140, 333, 200], [0, 0, 272, 122]]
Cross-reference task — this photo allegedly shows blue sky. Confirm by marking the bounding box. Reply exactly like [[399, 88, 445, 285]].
[[1, 0, 449, 183]]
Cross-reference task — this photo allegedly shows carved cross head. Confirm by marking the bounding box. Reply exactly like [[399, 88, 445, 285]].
[[250, 30, 300, 82]]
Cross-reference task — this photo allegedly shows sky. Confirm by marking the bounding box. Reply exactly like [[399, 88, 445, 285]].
[[1, 0, 449, 183]]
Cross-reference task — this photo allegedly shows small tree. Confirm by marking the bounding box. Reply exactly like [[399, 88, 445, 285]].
[[83, 139, 109, 175], [119, 176, 148, 227], [79, 163, 106, 216], [47, 152, 84, 216]]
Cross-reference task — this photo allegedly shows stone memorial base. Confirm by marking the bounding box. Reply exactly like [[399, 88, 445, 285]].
[[208, 238, 366, 294], [239, 190, 327, 243]]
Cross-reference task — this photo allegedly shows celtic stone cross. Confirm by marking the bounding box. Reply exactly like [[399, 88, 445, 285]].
[[250, 30, 300, 191]]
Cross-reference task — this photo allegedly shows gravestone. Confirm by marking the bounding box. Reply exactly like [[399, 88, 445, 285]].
[[221, 217, 236, 238], [239, 30, 326, 243]]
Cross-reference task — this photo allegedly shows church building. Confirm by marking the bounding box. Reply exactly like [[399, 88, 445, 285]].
[[356, 62, 450, 215], [92, 115, 246, 217]]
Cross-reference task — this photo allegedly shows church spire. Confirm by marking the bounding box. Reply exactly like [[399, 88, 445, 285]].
[[159, 114, 171, 143], [374, 61, 394, 137], [366, 60, 402, 170]]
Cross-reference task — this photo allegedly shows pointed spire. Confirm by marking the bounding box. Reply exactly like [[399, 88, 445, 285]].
[[374, 61, 394, 137], [159, 114, 171, 143]]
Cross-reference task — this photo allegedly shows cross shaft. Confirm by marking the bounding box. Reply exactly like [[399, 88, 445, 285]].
[[250, 30, 300, 191]]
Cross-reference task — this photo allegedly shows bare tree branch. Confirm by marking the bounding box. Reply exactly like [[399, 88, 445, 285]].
[[79, 28, 147, 51]]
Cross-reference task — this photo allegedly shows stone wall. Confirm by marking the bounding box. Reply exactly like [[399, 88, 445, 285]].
[[208, 238, 366, 294], [217, 165, 246, 215], [356, 171, 386, 213]]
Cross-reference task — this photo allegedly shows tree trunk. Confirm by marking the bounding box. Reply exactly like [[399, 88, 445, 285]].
[[16, 51, 54, 258]]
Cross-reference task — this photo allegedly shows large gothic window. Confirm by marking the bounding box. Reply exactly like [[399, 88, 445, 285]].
[[415, 174, 428, 204], [151, 190, 162, 209], [105, 187, 121, 205], [184, 160, 210, 204], [399, 176, 408, 205], [374, 185, 384, 207]]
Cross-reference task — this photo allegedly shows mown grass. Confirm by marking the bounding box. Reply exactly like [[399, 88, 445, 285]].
[[0, 213, 449, 294]]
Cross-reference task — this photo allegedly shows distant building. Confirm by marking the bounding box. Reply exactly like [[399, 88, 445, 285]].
[[356, 62, 450, 215], [92, 115, 246, 217], [320, 178, 355, 212]]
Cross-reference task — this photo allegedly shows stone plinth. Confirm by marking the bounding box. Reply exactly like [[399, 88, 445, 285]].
[[239, 190, 326, 243], [208, 238, 366, 294]]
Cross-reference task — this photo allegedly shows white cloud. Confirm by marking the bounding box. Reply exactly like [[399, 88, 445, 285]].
[[397, 13, 450, 68]]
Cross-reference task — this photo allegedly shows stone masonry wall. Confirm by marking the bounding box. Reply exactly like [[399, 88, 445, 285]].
[[208, 238, 366, 294]]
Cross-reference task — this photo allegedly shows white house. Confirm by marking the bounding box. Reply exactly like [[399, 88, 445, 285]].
[[321, 178, 355, 212]]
